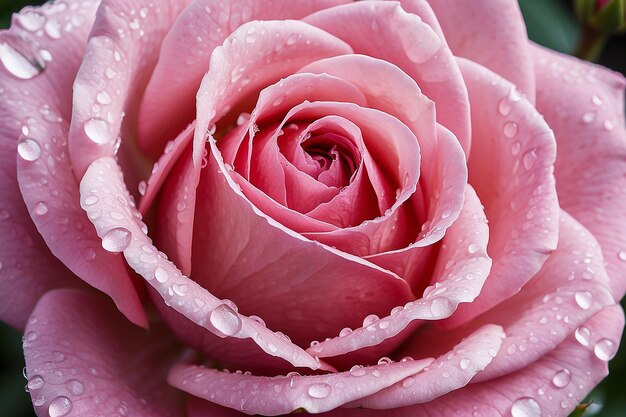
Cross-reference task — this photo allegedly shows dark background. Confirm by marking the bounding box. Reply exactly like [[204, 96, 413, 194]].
[[1, 0, 625, 416]]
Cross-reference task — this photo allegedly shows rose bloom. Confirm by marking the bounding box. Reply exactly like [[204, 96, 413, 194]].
[[1, 0, 625, 416]]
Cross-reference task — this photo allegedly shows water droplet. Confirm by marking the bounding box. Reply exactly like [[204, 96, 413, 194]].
[[83, 247, 96, 262], [575, 326, 591, 346], [209, 304, 242, 336], [618, 250, 626, 262], [591, 95, 603, 106], [511, 397, 541, 417], [362, 314, 379, 327], [96, 90, 111, 105], [101, 227, 131, 253], [84, 195, 98, 206], [498, 96, 512, 116], [460, 358, 471, 370], [34, 202, 48, 216], [17, 12, 45, 31], [27, 375, 44, 390], [522, 149, 538, 170], [503, 121, 518, 138], [582, 112, 595, 124], [17, 137, 42, 161], [467, 243, 479, 254], [377, 357, 393, 365], [137, 180, 147, 196], [594, 338, 617, 361], [603, 120, 615, 131], [84, 118, 110, 144], [44, 19, 61, 39], [48, 396, 72, 417], [551, 369, 571, 388], [66, 379, 84, 396], [308, 382, 331, 399], [574, 291, 592, 310], [350, 365, 367, 377], [33, 394, 45, 407], [339, 327, 352, 337], [154, 266, 168, 283], [0, 41, 46, 79]]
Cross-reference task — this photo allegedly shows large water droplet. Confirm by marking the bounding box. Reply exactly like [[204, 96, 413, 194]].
[[362, 314, 379, 327], [84, 118, 110, 144], [154, 266, 168, 283], [16, 12, 45, 31], [209, 304, 242, 336], [0, 40, 45, 79], [511, 397, 541, 417], [551, 369, 571, 388], [27, 375, 44, 390], [574, 326, 591, 347], [101, 227, 131, 253], [48, 396, 72, 417], [574, 291, 592, 310], [594, 338, 617, 361], [308, 382, 331, 399], [17, 137, 42, 161], [66, 379, 85, 396]]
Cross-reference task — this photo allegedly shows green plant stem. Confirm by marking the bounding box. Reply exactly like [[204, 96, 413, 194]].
[[573, 25, 609, 61]]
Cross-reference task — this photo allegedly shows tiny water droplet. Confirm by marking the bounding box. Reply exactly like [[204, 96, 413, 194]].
[[503, 121, 518, 138], [582, 112, 595, 124], [33, 394, 45, 407], [460, 358, 471, 370], [209, 304, 242, 336], [101, 227, 131, 253], [27, 375, 44, 390], [48, 396, 72, 417], [34, 201, 48, 216], [575, 326, 591, 347], [467, 243, 479, 254], [498, 97, 512, 116], [17, 137, 42, 161], [66, 379, 85, 396], [339, 327, 352, 337], [96, 90, 111, 105], [83, 247, 96, 262], [308, 382, 331, 399], [362, 314, 379, 327], [603, 120, 615, 131], [551, 369, 571, 388], [574, 291, 592, 310], [84, 118, 110, 144], [84, 195, 98, 206], [511, 397, 541, 417], [594, 338, 617, 361], [138, 180, 147, 196], [154, 266, 168, 283], [591, 95, 603, 106], [522, 149, 538, 170]]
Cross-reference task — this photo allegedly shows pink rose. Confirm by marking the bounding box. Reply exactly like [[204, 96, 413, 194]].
[[1, 0, 625, 416]]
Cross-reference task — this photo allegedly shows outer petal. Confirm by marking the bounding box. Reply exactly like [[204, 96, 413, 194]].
[[426, 0, 536, 101], [137, 0, 351, 157], [169, 358, 433, 415], [531, 43, 626, 300], [304, 1, 471, 155], [80, 157, 325, 370], [318, 305, 624, 417], [23, 289, 185, 417], [447, 58, 559, 327], [3, 0, 146, 327], [68, 0, 191, 179]]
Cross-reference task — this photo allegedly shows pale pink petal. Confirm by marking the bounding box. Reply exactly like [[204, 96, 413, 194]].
[[4, 0, 146, 327], [351, 324, 505, 409], [304, 1, 470, 155], [307, 185, 490, 361], [446, 58, 559, 328], [23, 289, 184, 417], [402, 212, 615, 384], [68, 0, 191, 179], [190, 137, 414, 346], [138, 0, 351, 158], [80, 157, 325, 370], [531, 43, 626, 300], [426, 0, 536, 102], [169, 357, 433, 415], [138, 122, 195, 215], [318, 305, 624, 417]]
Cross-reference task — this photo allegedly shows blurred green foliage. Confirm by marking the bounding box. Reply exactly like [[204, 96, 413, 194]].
[[0, 1, 625, 417]]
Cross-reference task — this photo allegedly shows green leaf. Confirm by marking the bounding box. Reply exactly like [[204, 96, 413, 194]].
[[519, 0, 581, 53]]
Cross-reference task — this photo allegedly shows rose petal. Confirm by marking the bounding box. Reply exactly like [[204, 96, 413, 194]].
[[169, 357, 433, 415], [137, 0, 351, 158], [446, 57, 559, 328], [531, 43, 626, 300], [426, 0, 536, 102], [68, 0, 191, 179], [80, 156, 325, 370], [401, 211, 615, 384], [5, 0, 147, 328], [304, 1, 471, 156], [307, 185, 490, 360], [188, 135, 415, 346], [23, 289, 185, 417], [351, 324, 505, 409]]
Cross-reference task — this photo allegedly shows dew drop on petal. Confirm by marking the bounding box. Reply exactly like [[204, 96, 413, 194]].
[[0, 41, 45, 79], [511, 397, 541, 417], [17, 137, 42, 161], [362, 314, 379, 327], [308, 383, 331, 399], [460, 358, 471, 370], [209, 304, 242, 336], [574, 326, 591, 347], [503, 121, 518, 138], [618, 251, 626, 262], [101, 227, 131, 253], [574, 291, 592, 310], [66, 379, 84, 396], [551, 369, 571, 388], [154, 266, 168, 283], [84, 195, 98, 206], [27, 375, 44, 390], [48, 396, 72, 417], [34, 202, 48, 216], [84, 118, 110, 144], [594, 338, 617, 361]]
